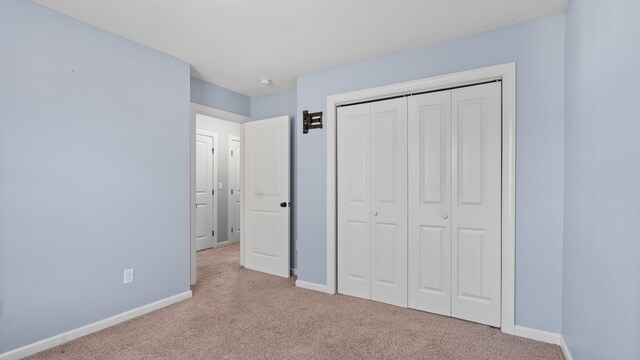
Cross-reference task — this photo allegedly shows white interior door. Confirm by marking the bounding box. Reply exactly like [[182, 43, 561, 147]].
[[337, 98, 408, 307], [244, 116, 290, 278], [228, 136, 241, 243], [450, 82, 502, 326], [338, 103, 372, 300], [195, 132, 216, 251], [408, 90, 452, 316], [370, 98, 408, 307]]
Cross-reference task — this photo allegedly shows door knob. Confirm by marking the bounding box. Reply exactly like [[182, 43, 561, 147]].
[[373, 211, 378, 216], [280, 202, 287, 208], [442, 214, 448, 219]]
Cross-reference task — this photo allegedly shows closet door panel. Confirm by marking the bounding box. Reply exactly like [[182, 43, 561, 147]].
[[370, 98, 408, 307], [408, 91, 452, 315], [451, 82, 502, 327], [337, 103, 372, 300]]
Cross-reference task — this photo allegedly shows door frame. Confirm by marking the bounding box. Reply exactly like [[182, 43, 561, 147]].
[[228, 135, 242, 244], [195, 129, 218, 250], [190, 103, 249, 285], [325, 63, 517, 334]]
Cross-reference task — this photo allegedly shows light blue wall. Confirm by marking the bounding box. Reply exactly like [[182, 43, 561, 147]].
[[250, 88, 298, 269], [563, 0, 640, 359], [0, 0, 191, 353], [295, 15, 566, 332], [191, 76, 251, 117]]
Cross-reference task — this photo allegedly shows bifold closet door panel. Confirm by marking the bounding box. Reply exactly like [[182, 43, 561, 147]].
[[370, 98, 408, 307], [337, 103, 372, 300], [407, 91, 452, 315], [451, 82, 502, 327]]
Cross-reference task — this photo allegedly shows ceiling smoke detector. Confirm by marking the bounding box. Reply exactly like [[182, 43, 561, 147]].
[[260, 78, 272, 85]]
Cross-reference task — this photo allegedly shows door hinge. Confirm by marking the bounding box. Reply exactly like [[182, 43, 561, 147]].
[[212, 148, 215, 154], [231, 189, 233, 195], [231, 150, 234, 156], [212, 189, 215, 195], [212, 230, 215, 236], [231, 227, 234, 233]]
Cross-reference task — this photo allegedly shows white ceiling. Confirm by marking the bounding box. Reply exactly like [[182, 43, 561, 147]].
[[32, 0, 568, 96]]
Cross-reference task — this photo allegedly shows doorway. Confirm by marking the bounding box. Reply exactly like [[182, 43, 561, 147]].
[[190, 104, 248, 285], [190, 104, 292, 285], [196, 114, 242, 252]]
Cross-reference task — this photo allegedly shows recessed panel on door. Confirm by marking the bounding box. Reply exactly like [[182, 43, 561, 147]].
[[370, 98, 407, 307], [251, 210, 280, 258], [347, 221, 368, 280], [451, 82, 502, 327], [408, 90, 452, 315], [338, 103, 371, 300]]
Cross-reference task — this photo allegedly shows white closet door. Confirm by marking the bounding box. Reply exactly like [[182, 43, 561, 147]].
[[337, 103, 372, 300], [370, 98, 408, 307], [408, 90, 452, 315], [338, 82, 501, 324], [451, 82, 502, 327]]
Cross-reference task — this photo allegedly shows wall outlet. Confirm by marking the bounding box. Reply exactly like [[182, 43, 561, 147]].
[[218, 182, 223, 190], [123, 268, 134, 285]]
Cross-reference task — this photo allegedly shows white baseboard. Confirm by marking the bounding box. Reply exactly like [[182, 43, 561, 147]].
[[213, 240, 240, 249], [514, 325, 563, 345], [0, 291, 192, 360], [559, 337, 574, 360], [295, 280, 329, 293], [514, 326, 573, 360]]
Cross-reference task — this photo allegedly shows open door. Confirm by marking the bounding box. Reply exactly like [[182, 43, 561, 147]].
[[243, 116, 290, 278]]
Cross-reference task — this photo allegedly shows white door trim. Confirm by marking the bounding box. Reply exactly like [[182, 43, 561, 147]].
[[325, 63, 516, 334], [195, 129, 218, 249], [228, 135, 241, 244], [190, 103, 249, 285], [240, 126, 245, 267]]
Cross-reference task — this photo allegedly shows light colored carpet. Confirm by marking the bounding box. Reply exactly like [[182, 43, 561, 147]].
[[29, 243, 564, 359]]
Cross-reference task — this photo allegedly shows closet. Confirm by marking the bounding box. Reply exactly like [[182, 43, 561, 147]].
[[337, 81, 502, 327]]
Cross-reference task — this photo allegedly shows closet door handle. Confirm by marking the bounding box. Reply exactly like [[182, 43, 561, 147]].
[[442, 214, 448, 220], [373, 211, 378, 216]]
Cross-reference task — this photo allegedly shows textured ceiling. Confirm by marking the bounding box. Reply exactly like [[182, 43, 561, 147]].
[[32, 0, 569, 95]]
